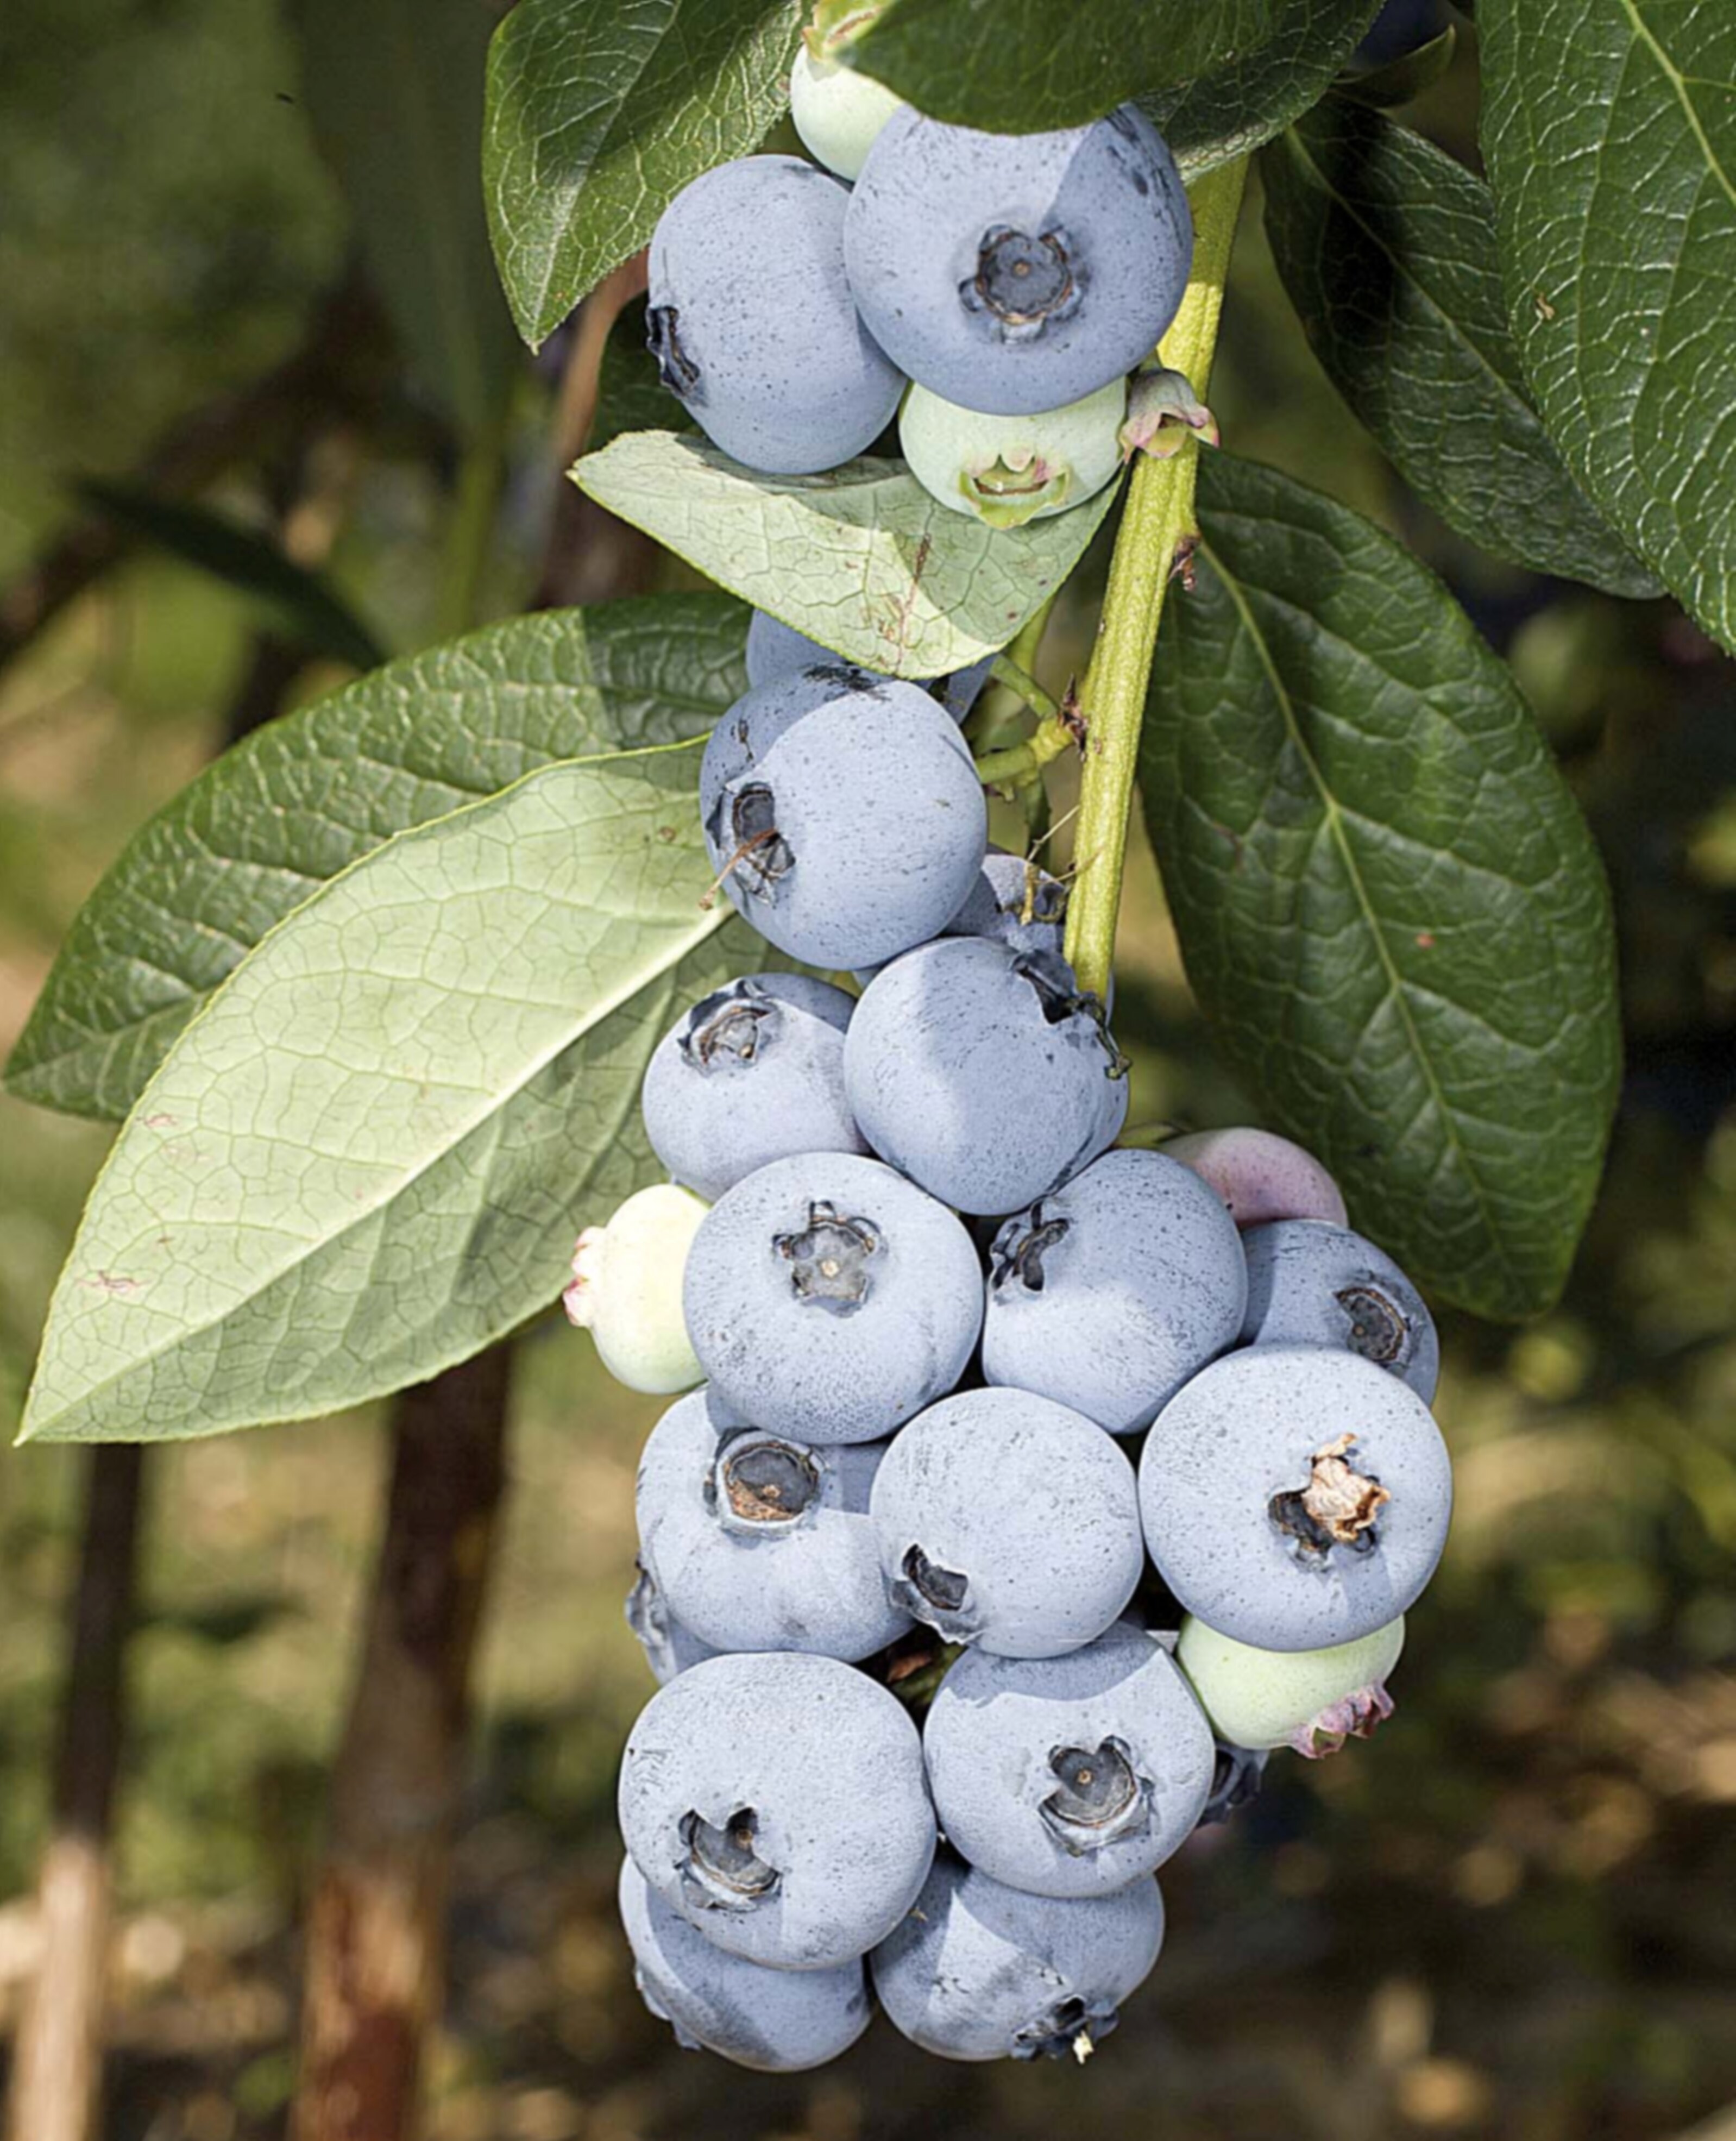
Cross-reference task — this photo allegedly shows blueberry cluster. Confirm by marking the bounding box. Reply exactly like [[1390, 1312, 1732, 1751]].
[[645, 26, 1194, 531], [559, 11, 1456, 2073], [565, 645, 1455, 2070]]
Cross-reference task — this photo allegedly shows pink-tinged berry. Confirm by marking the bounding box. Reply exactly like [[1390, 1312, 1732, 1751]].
[[1162, 1126, 1349, 1229]]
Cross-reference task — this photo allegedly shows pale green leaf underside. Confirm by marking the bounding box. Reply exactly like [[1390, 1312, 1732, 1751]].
[[1143, 0, 1384, 179], [6, 595, 748, 1124], [1261, 101, 1660, 597], [483, 0, 802, 349], [573, 432, 1118, 674], [18, 746, 755, 1445], [1480, 0, 1736, 649], [1141, 454, 1621, 1321], [843, 0, 1281, 133]]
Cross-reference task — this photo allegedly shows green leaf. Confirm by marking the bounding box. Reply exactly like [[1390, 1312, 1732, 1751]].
[[591, 294, 689, 456], [1141, 0, 1385, 179], [17, 744, 752, 1446], [1335, 24, 1458, 107], [1139, 454, 1621, 1320], [79, 483, 388, 671], [844, 0, 1282, 133], [6, 595, 747, 1123], [291, 0, 521, 439], [1480, 0, 1736, 651], [1260, 102, 1660, 597], [573, 430, 1118, 675], [484, 0, 802, 350]]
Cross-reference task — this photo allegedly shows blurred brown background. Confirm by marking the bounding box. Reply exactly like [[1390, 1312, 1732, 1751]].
[[2, 3, 1734, 2136]]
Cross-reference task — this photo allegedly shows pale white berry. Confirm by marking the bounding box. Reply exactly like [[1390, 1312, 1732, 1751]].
[[564, 1184, 707, 1394]]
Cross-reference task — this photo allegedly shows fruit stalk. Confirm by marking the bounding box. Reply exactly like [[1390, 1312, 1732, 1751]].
[[1062, 158, 1249, 1001]]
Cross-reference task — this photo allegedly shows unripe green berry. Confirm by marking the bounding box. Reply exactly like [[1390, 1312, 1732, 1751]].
[[1176, 1613, 1404, 1757], [563, 1184, 706, 1394], [900, 378, 1127, 530], [790, 43, 903, 181]]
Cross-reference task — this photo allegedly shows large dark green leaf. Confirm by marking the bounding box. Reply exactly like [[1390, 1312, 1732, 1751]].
[[291, 0, 521, 439], [5, 596, 747, 1123], [17, 743, 759, 1445], [844, 0, 1282, 133], [484, 0, 802, 350], [574, 431, 1117, 676], [80, 484, 388, 670], [1139, 454, 1621, 1320], [1480, 0, 1736, 651], [1143, 0, 1384, 178], [1261, 101, 1659, 597]]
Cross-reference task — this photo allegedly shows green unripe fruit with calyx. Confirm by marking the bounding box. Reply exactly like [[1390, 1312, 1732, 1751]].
[[900, 378, 1127, 530], [791, 40, 903, 181], [564, 1184, 707, 1394], [1176, 1613, 1405, 1757]]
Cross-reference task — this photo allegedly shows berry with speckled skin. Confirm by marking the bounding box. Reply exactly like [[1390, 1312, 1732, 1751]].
[[626, 1558, 721, 1685], [983, 1147, 1247, 1434], [871, 1850, 1164, 2061], [700, 668, 987, 971], [636, 1385, 910, 1661], [682, 1153, 983, 1445], [619, 1858, 871, 2069], [901, 377, 1127, 528], [846, 107, 1192, 417], [641, 974, 867, 1204], [564, 1184, 706, 1394], [647, 156, 903, 474], [922, 1620, 1215, 1896], [618, 1650, 935, 1971], [744, 614, 993, 726], [1242, 1219, 1439, 1403], [845, 939, 1127, 1216], [1178, 1612, 1405, 1757], [1139, 1347, 1452, 1652], [1163, 1127, 1349, 1229], [870, 1387, 1143, 1657]]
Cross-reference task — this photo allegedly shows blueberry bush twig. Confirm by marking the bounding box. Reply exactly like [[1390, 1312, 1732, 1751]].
[[1063, 157, 1249, 1002]]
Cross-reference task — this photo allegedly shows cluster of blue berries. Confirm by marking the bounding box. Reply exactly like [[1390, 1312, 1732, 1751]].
[[565, 609, 1455, 2070], [644, 15, 1200, 529]]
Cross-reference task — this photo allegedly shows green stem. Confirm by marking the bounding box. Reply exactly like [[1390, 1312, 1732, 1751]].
[[962, 594, 1057, 750], [1061, 158, 1249, 1002], [435, 418, 508, 639]]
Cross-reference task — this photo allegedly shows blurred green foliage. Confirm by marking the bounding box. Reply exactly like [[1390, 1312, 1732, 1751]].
[[1, 7, 1733, 2139]]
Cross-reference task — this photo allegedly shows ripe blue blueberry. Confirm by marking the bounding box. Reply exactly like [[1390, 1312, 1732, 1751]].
[[618, 1649, 935, 1971], [636, 1385, 910, 1661], [626, 1557, 721, 1684], [744, 612, 993, 726], [618, 1857, 870, 2070], [647, 156, 903, 474], [871, 1850, 1164, 2061], [1139, 1347, 1453, 1652], [700, 667, 987, 970], [845, 939, 1127, 1216], [1241, 1219, 1440, 1403], [846, 106, 1192, 417], [1199, 1743, 1268, 1827], [870, 1387, 1143, 1657], [682, 1153, 983, 1445], [851, 846, 1068, 988], [1163, 1126, 1349, 1229], [922, 1621, 1215, 1897], [641, 974, 867, 1203], [983, 1147, 1248, 1434]]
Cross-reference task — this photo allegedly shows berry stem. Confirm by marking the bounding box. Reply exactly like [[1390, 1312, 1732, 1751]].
[[1061, 158, 1248, 1000]]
